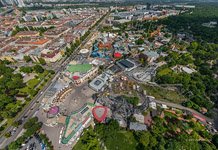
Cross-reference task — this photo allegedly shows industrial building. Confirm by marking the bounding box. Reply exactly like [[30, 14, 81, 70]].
[[116, 59, 137, 71]]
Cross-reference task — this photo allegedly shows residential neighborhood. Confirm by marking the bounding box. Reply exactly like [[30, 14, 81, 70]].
[[0, 1, 218, 150]]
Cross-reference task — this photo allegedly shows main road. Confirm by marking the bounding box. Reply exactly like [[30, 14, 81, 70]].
[[0, 11, 110, 149], [154, 99, 213, 123]]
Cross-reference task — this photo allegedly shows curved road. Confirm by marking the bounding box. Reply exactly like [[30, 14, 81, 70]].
[[154, 99, 213, 123]]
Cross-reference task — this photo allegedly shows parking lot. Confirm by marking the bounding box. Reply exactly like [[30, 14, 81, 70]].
[[20, 136, 42, 150]]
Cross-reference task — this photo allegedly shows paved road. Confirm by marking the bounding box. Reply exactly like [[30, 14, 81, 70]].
[[0, 11, 110, 149], [154, 99, 213, 123]]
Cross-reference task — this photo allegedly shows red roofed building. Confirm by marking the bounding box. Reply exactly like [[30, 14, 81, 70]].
[[41, 49, 62, 63], [72, 75, 80, 81], [114, 52, 122, 58], [98, 42, 112, 50], [16, 31, 39, 38], [92, 106, 108, 123], [192, 113, 206, 123]]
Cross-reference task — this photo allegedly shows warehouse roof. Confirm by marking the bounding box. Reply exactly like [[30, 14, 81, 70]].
[[117, 59, 135, 69]]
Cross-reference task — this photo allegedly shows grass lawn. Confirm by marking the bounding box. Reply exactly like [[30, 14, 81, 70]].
[[19, 86, 30, 94], [19, 71, 50, 95], [27, 78, 40, 89], [67, 64, 92, 74], [38, 70, 49, 79], [142, 84, 186, 104], [158, 68, 172, 76], [19, 78, 40, 94]]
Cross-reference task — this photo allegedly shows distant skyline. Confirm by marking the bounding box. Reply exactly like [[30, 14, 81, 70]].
[[1, 0, 218, 7]]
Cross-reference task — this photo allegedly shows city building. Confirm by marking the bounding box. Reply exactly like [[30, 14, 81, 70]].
[[16, 31, 39, 38], [41, 49, 62, 63], [129, 122, 147, 131], [116, 59, 137, 71]]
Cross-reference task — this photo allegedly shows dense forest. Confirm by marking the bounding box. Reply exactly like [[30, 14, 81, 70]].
[[159, 5, 218, 43], [74, 116, 217, 150], [155, 5, 218, 114], [0, 61, 25, 121], [156, 42, 218, 115]]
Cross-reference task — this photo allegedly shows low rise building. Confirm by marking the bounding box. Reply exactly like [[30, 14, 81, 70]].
[[89, 73, 110, 92], [143, 50, 159, 63], [44, 27, 70, 38], [129, 122, 147, 131], [16, 31, 39, 38], [116, 59, 137, 71], [41, 49, 62, 63]]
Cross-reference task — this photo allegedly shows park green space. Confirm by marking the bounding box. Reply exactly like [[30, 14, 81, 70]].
[[19, 70, 49, 96], [142, 84, 186, 104], [0, 62, 54, 136], [157, 68, 172, 76]]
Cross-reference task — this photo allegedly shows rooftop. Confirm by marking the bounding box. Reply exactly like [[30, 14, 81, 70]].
[[117, 59, 135, 69], [48, 106, 59, 115], [92, 106, 108, 123], [129, 122, 147, 131]]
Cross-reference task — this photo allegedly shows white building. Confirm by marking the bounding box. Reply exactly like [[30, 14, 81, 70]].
[[89, 73, 110, 92]]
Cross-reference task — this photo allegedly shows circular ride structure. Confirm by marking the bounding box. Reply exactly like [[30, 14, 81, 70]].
[[48, 106, 59, 115], [79, 49, 89, 54], [92, 106, 108, 123]]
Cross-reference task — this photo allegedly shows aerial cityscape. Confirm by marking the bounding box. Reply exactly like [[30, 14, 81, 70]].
[[0, 0, 218, 150]]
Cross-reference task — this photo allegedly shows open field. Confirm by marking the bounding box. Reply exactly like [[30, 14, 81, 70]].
[[142, 84, 186, 104]]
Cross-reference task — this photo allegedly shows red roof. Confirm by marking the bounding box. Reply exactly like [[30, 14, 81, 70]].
[[92, 106, 108, 123], [41, 50, 59, 58], [72, 76, 80, 80], [192, 113, 206, 123], [98, 42, 112, 50], [114, 52, 122, 58]]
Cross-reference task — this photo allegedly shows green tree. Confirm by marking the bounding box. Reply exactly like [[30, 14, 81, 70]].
[[136, 131, 150, 148], [20, 66, 33, 73], [33, 65, 44, 73], [135, 38, 144, 45], [23, 56, 32, 62], [5, 132, 11, 138], [38, 58, 46, 65], [212, 134, 218, 147], [23, 117, 38, 129], [8, 141, 19, 150]]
